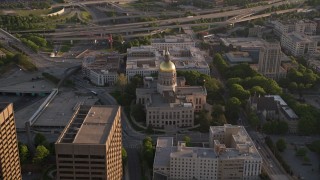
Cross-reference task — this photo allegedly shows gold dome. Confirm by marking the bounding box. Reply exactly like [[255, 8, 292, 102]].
[[159, 60, 176, 72]]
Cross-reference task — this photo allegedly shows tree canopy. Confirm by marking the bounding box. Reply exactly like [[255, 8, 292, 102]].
[[142, 137, 155, 167], [282, 94, 320, 135], [32, 145, 50, 165], [177, 70, 223, 104], [34, 133, 47, 147], [122, 148, 128, 165], [19, 144, 29, 164], [197, 110, 213, 132], [183, 136, 191, 147], [276, 138, 287, 152], [262, 120, 288, 135], [115, 73, 128, 92]]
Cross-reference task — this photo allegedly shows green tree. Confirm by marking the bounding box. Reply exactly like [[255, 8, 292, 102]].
[[264, 79, 282, 94], [183, 136, 191, 147], [198, 110, 212, 132], [212, 53, 228, 74], [130, 74, 143, 88], [226, 97, 241, 111], [115, 73, 127, 93], [276, 121, 289, 135], [298, 115, 318, 135], [34, 133, 46, 146], [296, 148, 307, 156], [211, 104, 224, 118], [122, 148, 128, 165], [177, 70, 200, 85], [276, 138, 287, 152], [288, 82, 298, 92], [226, 64, 257, 79], [32, 145, 50, 165], [12, 53, 37, 71], [248, 112, 260, 129], [204, 78, 222, 93], [19, 144, 29, 164], [225, 97, 242, 123], [303, 155, 310, 162], [226, 78, 242, 88], [262, 121, 288, 135], [250, 86, 266, 96], [230, 84, 250, 101], [142, 137, 154, 167]]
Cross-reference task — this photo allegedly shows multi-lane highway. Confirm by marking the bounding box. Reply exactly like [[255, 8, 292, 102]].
[[92, 5, 240, 23], [41, 8, 299, 41], [36, 0, 303, 42]]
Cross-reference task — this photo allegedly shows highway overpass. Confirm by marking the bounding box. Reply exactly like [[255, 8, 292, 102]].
[[44, 8, 299, 41]]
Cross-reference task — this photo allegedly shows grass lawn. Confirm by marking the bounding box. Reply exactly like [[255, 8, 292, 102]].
[[12, 9, 51, 16], [81, 11, 92, 21]]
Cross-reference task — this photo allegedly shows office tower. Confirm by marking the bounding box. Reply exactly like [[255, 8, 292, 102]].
[[258, 42, 284, 79], [0, 103, 22, 180], [55, 105, 122, 180]]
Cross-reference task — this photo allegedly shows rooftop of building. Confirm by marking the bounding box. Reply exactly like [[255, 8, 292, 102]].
[[225, 51, 253, 64], [127, 46, 158, 54], [126, 47, 209, 70], [176, 86, 207, 95], [257, 96, 278, 111], [57, 105, 120, 145], [136, 82, 206, 108], [32, 91, 98, 128], [154, 137, 175, 167], [252, 95, 298, 120], [272, 19, 316, 25], [281, 106, 299, 119], [210, 124, 261, 159], [220, 37, 266, 48], [148, 94, 193, 109], [126, 58, 159, 70], [83, 54, 120, 72], [265, 95, 287, 106], [151, 34, 194, 44], [154, 125, 262, 167], [284, 32, 315, 43], [171, 145, 217, 159], [157, 137, 174, 148]]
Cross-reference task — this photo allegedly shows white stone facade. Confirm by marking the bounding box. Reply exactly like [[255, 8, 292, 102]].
[[136, 50, 207, 129], [151, 34, 195, 51], [280, 32, 317, 56], [82, 55, 120, 86], [273, 20, 317, 36], [153, 125, 262, 180]]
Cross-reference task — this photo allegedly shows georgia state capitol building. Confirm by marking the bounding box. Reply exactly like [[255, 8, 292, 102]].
[[136, 50, 207, 129]]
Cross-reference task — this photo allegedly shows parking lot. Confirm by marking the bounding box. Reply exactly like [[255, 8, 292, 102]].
[[271, 135, 320, 180]]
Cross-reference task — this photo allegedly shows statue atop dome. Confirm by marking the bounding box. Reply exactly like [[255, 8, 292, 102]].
[[160, 48, 176, 73]]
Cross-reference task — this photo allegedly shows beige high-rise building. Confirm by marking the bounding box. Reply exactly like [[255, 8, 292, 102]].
[[55, 105, 122, 180], [258, 42, 286, 80], [0, 103, 22, 180]]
